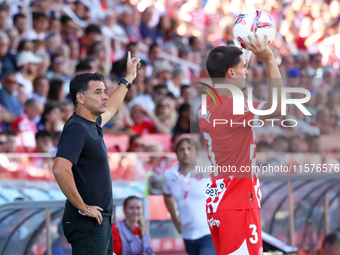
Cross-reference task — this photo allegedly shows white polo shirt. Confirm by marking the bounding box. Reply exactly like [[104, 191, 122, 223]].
[[163, 164, 211, 240]]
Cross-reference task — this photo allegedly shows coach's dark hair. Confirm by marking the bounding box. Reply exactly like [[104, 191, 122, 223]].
[[322, 232, 340, 247], [175, 137, 199, 153], [70, 72, 104, 107], [206, 46, 243, 79], [123, 196, 145, 237]]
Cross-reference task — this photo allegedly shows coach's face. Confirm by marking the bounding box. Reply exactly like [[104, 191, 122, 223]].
[[82, 80, 108, 115]]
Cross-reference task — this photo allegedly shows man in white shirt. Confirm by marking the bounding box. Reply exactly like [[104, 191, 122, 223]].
[[163, 138, 216, 255]]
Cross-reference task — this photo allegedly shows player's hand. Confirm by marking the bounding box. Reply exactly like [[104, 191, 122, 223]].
[[87, 205, 104, 225], [126, 51, 141, 84], [244, 34, 274, 63]]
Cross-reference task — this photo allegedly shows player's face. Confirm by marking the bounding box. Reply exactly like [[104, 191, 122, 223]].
[[124, 199, 142, 224], [232, 55, 248, 90], [83, 80, 108, 115]]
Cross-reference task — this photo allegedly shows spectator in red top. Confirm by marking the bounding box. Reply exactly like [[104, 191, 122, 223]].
[[112, 196, 154, 255], [10, 99, 43, 151], [130, 103, 156, 135], [130, 103, 170, 134]]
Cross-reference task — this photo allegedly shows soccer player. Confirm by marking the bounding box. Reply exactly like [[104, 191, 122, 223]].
[[198, 34, 283, 255]]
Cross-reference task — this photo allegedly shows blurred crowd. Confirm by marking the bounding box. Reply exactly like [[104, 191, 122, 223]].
[[0, 0, 339, 158]]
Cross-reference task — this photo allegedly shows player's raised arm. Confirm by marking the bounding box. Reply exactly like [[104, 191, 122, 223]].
[[100, 51, 141, 127], [244, 34, 283, 121]]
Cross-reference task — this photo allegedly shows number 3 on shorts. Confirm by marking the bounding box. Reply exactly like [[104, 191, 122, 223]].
[[249, 224, 258, 244]]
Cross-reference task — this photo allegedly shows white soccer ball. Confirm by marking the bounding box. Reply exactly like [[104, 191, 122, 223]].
[[233, 9, 276, 50]]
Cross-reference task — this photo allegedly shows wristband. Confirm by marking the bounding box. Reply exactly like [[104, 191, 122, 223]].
[[78, 204, 89, 216], [119, 78, 132, 90]]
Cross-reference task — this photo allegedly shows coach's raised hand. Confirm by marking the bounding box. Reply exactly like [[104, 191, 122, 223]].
[[125, 51, 141, 83], [244, 34, 274, 63]]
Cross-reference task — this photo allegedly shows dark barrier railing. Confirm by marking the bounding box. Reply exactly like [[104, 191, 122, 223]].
[[0, 198, 148, 255]]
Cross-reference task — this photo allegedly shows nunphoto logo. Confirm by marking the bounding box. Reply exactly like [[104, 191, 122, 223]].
[[197, 81, 312, 128]]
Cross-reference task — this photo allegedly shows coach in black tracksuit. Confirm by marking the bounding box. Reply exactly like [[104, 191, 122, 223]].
[[53, 52, 140, 255]]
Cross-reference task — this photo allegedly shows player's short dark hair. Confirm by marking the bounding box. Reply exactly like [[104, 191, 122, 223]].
[[76, 61, 92, 73], [322, 232, 340, 247], [85, 24, 102, 35], [175, 137, 199, 153], [70, 72, 104, 107], [206, 46, 243, 79], [13, 13, 26, 23], [35, 130, 52, 140]]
